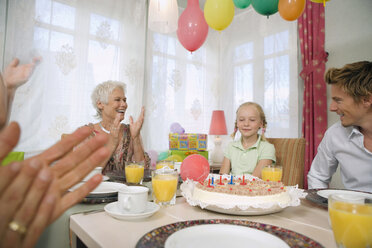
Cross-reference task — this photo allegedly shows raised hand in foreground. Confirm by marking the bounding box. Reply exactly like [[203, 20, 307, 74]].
[[0, 122, 110, 248]]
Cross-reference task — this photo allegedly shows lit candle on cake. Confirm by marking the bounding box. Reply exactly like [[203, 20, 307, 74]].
[[218, 175, 224, 185], [228, 175, 234, 185], [207, 178, 213, 188], [240, 175, 247, 185]]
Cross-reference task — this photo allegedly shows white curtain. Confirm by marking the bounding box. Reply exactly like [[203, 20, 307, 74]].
[[2, 1, 299, 156], [219, 8, 299, 140], [142, 17, 220, 152], [2, 0, 147, 155], [143, 5, 299, 152]]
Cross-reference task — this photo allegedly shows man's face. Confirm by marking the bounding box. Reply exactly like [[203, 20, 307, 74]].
[[329, 84, 369, 127]]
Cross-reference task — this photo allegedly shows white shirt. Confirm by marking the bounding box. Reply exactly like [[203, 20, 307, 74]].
[[308, 122, 372, 193]]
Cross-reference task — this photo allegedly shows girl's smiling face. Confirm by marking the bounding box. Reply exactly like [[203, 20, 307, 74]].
[[236, 105, 263, 139]]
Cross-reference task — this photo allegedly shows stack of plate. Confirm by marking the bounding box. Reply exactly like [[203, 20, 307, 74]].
[[70, 182, 126, 204]]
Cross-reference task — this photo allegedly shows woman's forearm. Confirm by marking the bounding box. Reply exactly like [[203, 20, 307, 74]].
[[0, 77, 15, 130], [0, 77, 7, 129], [132, 136, 145, 162]]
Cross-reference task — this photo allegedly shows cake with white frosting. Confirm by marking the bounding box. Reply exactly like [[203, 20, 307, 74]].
[[192, 177, 291, 206]]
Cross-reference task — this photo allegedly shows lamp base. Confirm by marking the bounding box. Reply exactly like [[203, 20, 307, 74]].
[[210, 136, 224, 164]]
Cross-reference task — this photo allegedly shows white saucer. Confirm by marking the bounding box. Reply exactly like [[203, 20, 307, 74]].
[[104, 201, 160, 220], [317, 189, 372, 199]]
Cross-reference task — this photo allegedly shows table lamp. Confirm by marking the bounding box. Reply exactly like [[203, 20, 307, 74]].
[[209, 110, 228, 164]]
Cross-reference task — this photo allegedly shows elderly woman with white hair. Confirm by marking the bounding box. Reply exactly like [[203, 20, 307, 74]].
[[88, 80, 150, 175]]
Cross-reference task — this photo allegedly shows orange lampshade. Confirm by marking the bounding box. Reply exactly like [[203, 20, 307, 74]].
[[209, 110, 227, 135]]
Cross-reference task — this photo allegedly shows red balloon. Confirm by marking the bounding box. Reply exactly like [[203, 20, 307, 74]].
[[177, 0, 209, 52], [180, 154, 210, 182]]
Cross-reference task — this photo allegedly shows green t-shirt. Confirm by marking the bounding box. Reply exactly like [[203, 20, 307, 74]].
[[224, 135, 276, 175]]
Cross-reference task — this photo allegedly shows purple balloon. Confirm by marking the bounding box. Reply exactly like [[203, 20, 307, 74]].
[[147, 150, 158, 170], [170, 122, 185, 134]]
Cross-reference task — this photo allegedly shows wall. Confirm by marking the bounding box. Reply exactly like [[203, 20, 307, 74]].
[[325, 0, 372, 126], [325, 0, 372, 188]]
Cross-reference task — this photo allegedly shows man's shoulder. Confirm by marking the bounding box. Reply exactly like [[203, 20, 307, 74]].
[[325, 121, 353, 137]]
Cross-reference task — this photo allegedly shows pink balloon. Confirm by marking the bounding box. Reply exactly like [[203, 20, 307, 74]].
[[177, 0, 209, 52], [180, 154, 210, 182], [147, 150, 158, 170]]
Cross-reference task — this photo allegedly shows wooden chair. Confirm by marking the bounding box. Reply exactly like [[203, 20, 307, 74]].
[[266, 138, 306, 188]]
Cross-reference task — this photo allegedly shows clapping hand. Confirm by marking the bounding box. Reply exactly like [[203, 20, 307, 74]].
[[129, 107, 145, 140], [3, 57, 41, 91], [109, 113, 122, 147]]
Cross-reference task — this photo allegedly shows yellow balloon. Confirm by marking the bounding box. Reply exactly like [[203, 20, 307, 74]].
[[204, 0, 235, 31]]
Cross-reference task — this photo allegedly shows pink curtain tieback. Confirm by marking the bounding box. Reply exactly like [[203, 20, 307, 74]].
[[300, 51, 328, 79]]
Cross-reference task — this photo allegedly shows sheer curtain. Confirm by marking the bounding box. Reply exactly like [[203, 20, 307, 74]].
[[219, 8, 299, 140], [2, 1, 300, 156], [143, 6, 299, 152], [2, 0, 147, 155], [142, 16, 220, 151]]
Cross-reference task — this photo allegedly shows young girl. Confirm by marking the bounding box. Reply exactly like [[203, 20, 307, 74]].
[[219, 102, 276, 177]]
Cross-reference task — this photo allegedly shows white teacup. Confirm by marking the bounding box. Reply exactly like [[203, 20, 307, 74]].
[[118, 186, 149, 214]]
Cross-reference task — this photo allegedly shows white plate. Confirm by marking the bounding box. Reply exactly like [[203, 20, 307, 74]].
[[164, 224, 289, 248], [81, 167, 106, 181], [82, 175, 109, 182], [203, 204, 286, 216], [317, 189, 372, 199], [104, 201, 160, 220], [70, 182, 125, 196]]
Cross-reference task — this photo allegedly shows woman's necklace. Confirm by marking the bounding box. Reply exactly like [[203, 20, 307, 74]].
[[99, 122, 110, 134]]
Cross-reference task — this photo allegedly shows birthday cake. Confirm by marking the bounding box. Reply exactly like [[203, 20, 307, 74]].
[[192, 176, 291, 207]]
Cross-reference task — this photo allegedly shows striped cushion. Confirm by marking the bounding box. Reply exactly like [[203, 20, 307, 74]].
[[266, 138, 306, 188]]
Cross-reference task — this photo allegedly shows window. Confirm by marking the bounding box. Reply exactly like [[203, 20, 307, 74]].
[[4, 0, 147, 152], [229, 13, 298, 138], [144, 31, 215, 150]]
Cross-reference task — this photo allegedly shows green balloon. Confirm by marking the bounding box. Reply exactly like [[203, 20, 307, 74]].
[[251, 0, 278, 17], [158, 151, 170, 161], [233, 0, 251, 9]]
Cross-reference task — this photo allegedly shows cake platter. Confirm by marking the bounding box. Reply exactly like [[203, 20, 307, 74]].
[[180, 174, 307, 216], [203, 204, 285, 216]]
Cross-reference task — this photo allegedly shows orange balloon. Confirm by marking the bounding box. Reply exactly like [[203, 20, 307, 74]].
[[278, 0, 306, 21]]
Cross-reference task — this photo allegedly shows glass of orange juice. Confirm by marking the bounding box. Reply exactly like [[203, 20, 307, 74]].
[[152, 168, 178, 206], [125, 161, 144, 184], [156, 160, 175, 170], [328, 193, 372, 248], [261, 165, 283, 182]]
